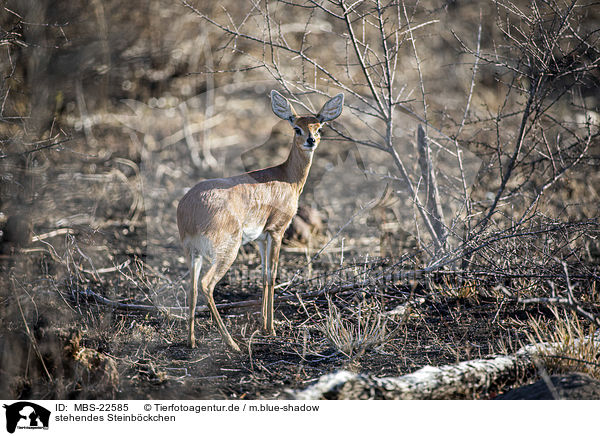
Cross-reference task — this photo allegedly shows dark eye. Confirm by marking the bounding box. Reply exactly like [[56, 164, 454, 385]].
[[294, 127, 302, 135]]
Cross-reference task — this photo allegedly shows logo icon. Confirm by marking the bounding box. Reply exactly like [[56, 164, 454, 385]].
[[3, 402, 50, 433]]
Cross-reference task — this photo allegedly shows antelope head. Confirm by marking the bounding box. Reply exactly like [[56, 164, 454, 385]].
[[271, 90, 344, 153]]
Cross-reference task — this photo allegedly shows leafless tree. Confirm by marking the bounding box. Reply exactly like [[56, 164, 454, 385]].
[[182, 0, 598, 274]]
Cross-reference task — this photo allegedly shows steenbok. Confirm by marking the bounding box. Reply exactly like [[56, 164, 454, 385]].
[[177, 90, 344, 350]]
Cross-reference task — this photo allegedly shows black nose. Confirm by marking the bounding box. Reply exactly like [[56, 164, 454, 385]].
[[307, 136, 315, 145]]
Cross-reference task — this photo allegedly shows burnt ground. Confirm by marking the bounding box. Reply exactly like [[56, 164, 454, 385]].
[[1, 97, 599, 400], [1, 0, 599, 400], [1, 109, 599, 400], [0, 219, 582, 400]]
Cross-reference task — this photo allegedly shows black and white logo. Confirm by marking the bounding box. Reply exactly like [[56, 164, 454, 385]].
[[3, 402, 50, 433]]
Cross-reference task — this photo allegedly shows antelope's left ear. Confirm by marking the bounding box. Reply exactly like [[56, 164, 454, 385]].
[[316, 93, 344, 123]]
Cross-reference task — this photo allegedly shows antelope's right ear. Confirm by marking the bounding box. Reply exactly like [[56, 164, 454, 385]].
[[271, 90, 297, 124]]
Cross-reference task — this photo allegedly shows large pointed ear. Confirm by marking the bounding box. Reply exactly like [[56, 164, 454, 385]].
[[316, 93, 344, 122], [271, 90, 297, 124]]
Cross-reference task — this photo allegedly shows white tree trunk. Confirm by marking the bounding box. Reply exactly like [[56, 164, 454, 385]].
[[292, 336, 599, 400]]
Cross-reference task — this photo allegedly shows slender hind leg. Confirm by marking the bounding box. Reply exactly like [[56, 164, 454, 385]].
[[203, 239, 242, 352], [205, 281, 240, 352]]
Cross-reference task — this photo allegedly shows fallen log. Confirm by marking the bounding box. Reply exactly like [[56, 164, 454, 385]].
[[291, 335, 600, 400], [292, 356, 530, 400]]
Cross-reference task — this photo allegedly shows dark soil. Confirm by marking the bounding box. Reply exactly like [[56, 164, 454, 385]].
[[1, 122, 598, 400], [0, 233, 570, 399], [1, 0, 598, 401]]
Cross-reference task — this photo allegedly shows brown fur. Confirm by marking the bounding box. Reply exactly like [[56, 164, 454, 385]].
[[177, 91, 343, 350]]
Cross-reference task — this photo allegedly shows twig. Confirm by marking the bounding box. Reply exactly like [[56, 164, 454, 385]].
[[0, 136, 73, 159], [11, 281, 53, 382], [416, 125, 446, 253], [75, 279, 371, 317], [31, 228, 75, 242], [518, 296, 600, 327]]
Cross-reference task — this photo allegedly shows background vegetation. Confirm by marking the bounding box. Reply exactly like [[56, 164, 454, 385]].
[[1, 0, 598, 399]]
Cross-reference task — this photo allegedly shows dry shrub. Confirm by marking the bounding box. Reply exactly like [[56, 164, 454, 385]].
[[319, 296, 398, 358], [526, 308, 600, 379], [0, 325, 119, 399]]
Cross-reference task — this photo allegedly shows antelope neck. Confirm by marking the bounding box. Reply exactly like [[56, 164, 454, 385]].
[[280, 140, 314, 193]]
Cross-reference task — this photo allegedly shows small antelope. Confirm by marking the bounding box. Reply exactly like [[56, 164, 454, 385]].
[[177, 90, 344, 350]]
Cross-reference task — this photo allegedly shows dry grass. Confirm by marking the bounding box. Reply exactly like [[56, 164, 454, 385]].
[[318, 296, 400, 358], [526, 307, 600, 379], [433, 277, 479, 299], [1, 0, 598, 400]]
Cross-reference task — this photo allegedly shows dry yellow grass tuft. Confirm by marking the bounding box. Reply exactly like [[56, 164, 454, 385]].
[[319, 296, 402, 358], [526, 308, 600, 379], [434, 277, 479, 299]]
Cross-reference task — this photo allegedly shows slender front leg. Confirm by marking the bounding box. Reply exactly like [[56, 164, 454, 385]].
[[189, 254, 202, 348], [256, 236, 270, 327], [264, 232, 282, 335]]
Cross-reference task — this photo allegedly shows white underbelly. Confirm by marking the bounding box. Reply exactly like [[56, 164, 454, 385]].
[[241, 225, 266, 245]]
